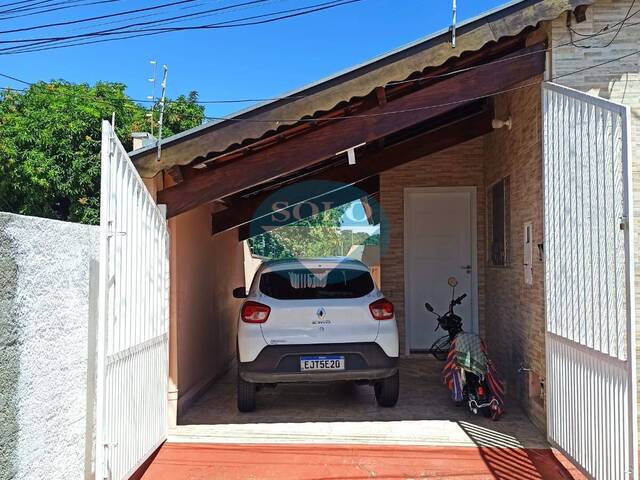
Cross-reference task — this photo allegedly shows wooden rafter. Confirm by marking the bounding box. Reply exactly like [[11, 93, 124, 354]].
[[159, 43, 545, 218], [213, 101, 493, 238]]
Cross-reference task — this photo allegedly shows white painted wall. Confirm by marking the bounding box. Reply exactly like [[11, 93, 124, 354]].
[[0, 212, 99, 480]]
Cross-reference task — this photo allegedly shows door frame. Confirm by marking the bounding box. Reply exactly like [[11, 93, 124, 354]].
[[403, 186, 479, 356]]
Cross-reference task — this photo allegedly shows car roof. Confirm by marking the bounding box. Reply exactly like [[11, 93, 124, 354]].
[[259, 257, 370, 273]]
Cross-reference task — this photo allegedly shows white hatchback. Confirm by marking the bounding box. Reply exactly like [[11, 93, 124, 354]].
[[233, 257, 399, 412]]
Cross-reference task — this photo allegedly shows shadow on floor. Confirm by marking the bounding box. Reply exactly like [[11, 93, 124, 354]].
[[174, 356, 548, 449], [458, 422, 583, 479]]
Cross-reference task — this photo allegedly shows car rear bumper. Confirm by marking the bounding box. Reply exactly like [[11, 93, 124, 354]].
[[238, 342, 398, 383]]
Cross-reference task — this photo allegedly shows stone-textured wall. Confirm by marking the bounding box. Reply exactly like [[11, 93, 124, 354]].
[[0, 212, 99, 480], [379, 136, 486, 354], [550, 0, 640, 427], [483, 79, 547, 431]]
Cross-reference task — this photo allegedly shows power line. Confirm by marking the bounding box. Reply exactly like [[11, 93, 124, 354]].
[[0, 0, 122, 19], [64, 0, 286, 34], [0, 0, 364, 53], [0, 0, 253, 34], [567, 0, 638, 49], [2, 48, 638, 126], [3, 17, 638, 105]]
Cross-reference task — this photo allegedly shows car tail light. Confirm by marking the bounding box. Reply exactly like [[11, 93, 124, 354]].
[[241, 301, 270, 323], [369, 298, 394, 320]]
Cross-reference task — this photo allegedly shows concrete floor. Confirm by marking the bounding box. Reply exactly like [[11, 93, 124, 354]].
[[171, 356, 549, 449]]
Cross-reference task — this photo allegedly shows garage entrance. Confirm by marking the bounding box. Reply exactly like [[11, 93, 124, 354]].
[[96, 5, 639, 477]]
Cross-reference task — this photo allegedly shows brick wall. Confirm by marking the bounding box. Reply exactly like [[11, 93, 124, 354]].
[[380, 79, 547, 430], [483, 80, 547, 431], [379, 137, 486, 355], [550, 0, 640, 427]]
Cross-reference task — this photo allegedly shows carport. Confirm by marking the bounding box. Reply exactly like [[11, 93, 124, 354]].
[[94, 1, 639, 479], [137, 17, 548, 426]]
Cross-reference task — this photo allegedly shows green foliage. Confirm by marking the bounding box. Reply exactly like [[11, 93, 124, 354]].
[[155, 91, 204, 137], [249, 207, 345, 259], [249, 205, 378, 259], [0, 81, 204, 224]]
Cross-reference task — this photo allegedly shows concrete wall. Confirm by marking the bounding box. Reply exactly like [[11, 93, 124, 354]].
[[0, 212, 98, 480], [167, 204, 245, 422], [483, 79, 547, 431], [379, 136, 487, 354], [549, 0, 640, 427]]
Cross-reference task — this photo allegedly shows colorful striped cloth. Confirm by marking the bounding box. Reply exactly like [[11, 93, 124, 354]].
[[442, 333, 505, 418]]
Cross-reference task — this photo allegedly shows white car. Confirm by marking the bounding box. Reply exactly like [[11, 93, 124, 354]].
[[233, 257, 399, 412]]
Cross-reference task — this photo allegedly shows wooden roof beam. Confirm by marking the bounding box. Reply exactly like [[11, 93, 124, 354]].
[[212, 101, 493, 237], [158, 43, 545, 218]]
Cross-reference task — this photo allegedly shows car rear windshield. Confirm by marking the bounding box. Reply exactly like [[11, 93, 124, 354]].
[[259, 268, 374, 300]]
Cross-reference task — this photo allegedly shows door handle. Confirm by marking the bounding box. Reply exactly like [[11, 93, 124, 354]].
[[461, 265, 471, 269]]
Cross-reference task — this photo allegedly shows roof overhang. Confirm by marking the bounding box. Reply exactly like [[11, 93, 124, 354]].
[[157, 39, 546, 227], [130, 0, 593, 178]]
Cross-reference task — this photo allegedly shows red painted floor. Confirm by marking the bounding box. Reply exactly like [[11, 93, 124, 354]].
[[140, 443, 587, 480]]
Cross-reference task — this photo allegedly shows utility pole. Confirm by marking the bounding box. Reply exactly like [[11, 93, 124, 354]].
[[146, 60, 157, 136], [156, 65, 168, 162], [451, 0, 457, 48]]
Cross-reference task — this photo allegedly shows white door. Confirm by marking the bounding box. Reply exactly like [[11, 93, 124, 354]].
[[96, 121, 170, 480], [404, 187, 477, 353], [543, 82, 637, 479]]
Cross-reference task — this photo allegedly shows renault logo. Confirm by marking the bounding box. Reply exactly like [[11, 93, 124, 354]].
[[316, 307, 326, 319]]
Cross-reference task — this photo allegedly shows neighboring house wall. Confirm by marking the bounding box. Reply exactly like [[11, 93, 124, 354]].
[[0, 212, 99, 480], [379, 136, 487, 354], [549, 0, 640, 426], [483, 79, 547, 431], [167, 204, 245, 421]]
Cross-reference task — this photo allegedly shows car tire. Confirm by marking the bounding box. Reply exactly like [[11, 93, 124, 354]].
[[374, 371, 399, 407], [237, 374, 256, 412]]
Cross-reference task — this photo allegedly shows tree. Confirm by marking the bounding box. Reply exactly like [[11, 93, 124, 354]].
[[249, 206, 347, 259], [0, 81, 205, 225], [155, 91, 204, 137]]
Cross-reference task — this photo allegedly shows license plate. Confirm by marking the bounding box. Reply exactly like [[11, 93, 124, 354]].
[[300, 355, 345, 371]]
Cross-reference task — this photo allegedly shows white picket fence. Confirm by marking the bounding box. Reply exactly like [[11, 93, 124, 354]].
[[96, 120, 170, 479]]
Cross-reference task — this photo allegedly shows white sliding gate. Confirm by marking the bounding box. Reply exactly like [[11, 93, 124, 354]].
[[543, 82, 637, 479], [96, 121, 170, 479]]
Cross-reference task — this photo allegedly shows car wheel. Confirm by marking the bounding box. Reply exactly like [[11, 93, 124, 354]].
[[237, 374, 256, 412], [374, 371, 399, 407]]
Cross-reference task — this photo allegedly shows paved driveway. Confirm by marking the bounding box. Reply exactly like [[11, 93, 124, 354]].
[[172, 357, 547, 449], [140, 357, 585, 479]]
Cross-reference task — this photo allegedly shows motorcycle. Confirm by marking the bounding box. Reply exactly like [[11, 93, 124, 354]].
[[425, 277, 504, 421], [424, 277, 465, 360]]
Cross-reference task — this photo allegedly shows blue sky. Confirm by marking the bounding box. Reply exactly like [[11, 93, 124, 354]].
[[0, 0, 506, 117]]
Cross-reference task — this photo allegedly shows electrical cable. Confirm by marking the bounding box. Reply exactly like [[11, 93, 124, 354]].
[[0, 0, 264, 34], [2, 47, 639, 126], [0, 0, 358, 50], [0, 0, 121, 19], [3, 16, 639, 105], [0, 0, 190, 21], [567, 0, 637, 49]]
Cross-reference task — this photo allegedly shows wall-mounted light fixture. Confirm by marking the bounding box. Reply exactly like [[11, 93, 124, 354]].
[[492, 117, 512, 130]]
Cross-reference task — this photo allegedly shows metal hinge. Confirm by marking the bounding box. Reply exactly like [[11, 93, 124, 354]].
[[105, 220, 127, 238], [101, 443, 118, 479], [620, 215, 629, 230]]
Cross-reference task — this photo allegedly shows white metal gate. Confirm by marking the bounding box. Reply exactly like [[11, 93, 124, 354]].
[[96, 120, 170, 479], [543, 82, 637, 479]]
